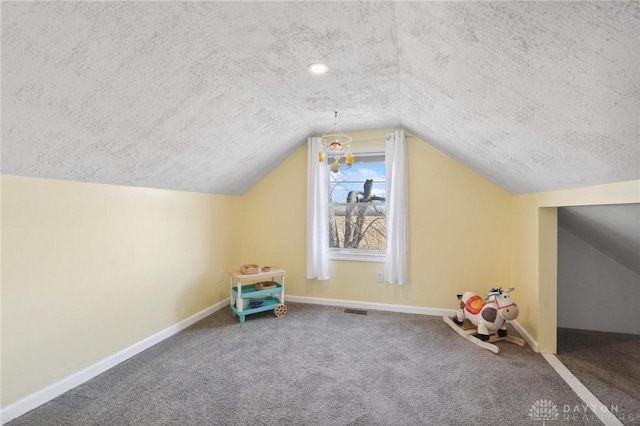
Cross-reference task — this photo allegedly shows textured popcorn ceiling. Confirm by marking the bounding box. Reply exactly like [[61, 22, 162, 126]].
[[2, 1, 639, 195]]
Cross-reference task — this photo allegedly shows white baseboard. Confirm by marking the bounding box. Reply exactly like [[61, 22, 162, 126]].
[[287, 295, 539, 352], [286, 295, 457, 317], [1, 298, 230, 425], [511, 320, 539, 352], [542, 353, 623, 426]]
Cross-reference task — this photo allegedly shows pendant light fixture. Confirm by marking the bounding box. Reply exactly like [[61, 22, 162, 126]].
[[318, 111, 354, 173]]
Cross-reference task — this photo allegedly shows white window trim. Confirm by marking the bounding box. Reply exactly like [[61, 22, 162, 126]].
[[328, 146, 387, 263], [344, 146, 385, 157], [329, 249, 385, 263]]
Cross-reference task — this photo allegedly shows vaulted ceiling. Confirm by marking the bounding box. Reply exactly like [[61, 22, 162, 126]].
[[2, 2, 639, 195], [559, 204, 640, 275]]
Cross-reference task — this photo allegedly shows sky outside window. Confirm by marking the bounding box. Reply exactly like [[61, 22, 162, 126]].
[[329, 162, 386, 203]]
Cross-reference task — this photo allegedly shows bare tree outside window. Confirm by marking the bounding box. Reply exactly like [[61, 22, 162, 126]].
[[328, 156, 386, 252]]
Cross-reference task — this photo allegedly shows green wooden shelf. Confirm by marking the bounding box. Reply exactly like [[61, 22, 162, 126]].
[[231, 296, 282, 317], [231, 282, 282, 299], [229, 269, 286, 324]]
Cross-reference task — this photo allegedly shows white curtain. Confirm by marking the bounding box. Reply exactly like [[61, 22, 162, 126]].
[[306, 137, 330, 280], [384, 130, 409, 284]]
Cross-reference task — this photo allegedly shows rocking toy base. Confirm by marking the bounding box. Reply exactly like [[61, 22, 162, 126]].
[[443, 316, 525, 354]]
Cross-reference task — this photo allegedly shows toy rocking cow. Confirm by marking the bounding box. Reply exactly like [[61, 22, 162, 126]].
[[443, 287, 526, 353]]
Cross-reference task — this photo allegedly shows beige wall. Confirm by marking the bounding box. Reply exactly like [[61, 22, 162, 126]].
[[240, 130, 512, 310], [510, 180, 640, 353], [1, 175, 241, 406], [3, 135, 636, 409]]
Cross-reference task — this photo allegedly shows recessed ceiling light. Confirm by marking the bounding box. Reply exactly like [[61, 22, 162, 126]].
[[307, 62, 329, 75]]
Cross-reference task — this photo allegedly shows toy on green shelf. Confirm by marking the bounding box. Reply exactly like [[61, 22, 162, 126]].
[[443, 287, 526, 353], [248, 300, 264, 309]]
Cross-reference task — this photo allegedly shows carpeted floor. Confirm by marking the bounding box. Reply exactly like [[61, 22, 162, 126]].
[[557, 328, 640, 425], [9, 303, 593, 426]]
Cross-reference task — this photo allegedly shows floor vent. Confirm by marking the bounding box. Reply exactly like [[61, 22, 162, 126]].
[[344, 308, 368, 315]]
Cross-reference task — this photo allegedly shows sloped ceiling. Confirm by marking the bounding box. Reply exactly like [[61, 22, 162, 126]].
[[2, 1, 639, 195], [559, 204, 640, 275]]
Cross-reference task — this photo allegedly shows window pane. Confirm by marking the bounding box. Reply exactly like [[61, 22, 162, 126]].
[[330, 181, 386, 203], [329, 161, 386, 203], [327, 151, 386, 253], [329, 204, 386, 250], [329, 161, 385, 183]]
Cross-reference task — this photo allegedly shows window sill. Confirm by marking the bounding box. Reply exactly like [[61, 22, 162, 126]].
[[329, 250, 385, 263]]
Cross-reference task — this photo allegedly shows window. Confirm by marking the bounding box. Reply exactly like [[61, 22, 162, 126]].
[[328, 148, 386, 262]]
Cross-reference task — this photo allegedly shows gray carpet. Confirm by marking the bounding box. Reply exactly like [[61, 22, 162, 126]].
[[557, 328, 640, 425], [9, 303, 590, 426]]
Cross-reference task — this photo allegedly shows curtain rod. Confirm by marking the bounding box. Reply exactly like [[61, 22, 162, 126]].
[[349, 132, 414, 143]]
